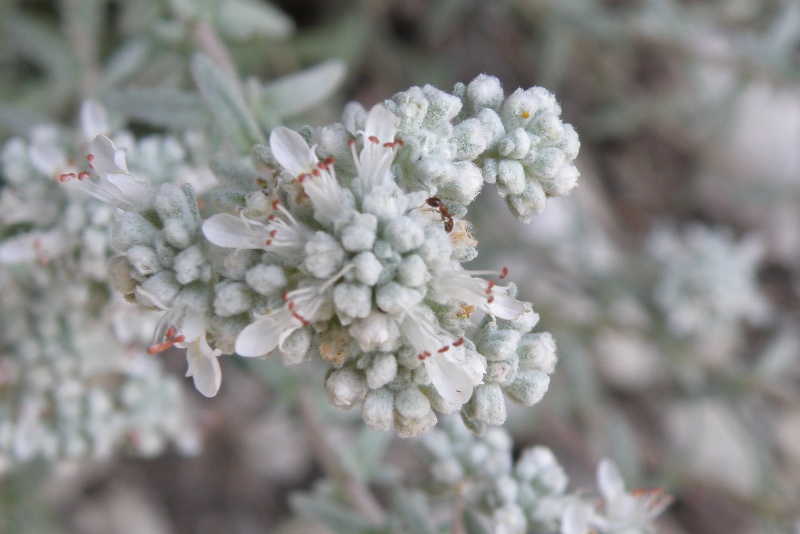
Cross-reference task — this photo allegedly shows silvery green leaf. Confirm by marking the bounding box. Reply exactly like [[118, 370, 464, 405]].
[[101, 40, 151, 89], [191, 53, 265, 150], [210, 156, 261, 191], [390, 489, 435, 534], [341, 429, 394, 482], [210, 190, 247, 214], [463, 508, 491, 534], [290, 493, 379, 534], [5, 11, 75, 79], [258, 60, 347, 121], [217, 0, 294, 40], [105, 89, 210, 130]]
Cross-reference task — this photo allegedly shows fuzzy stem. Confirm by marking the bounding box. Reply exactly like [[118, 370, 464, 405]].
[[296, 390, 387, 525]]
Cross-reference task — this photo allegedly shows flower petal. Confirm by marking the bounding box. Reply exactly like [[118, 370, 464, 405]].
[[597, 459, 626, 502], [425, 354, 474, 405], [488, 294, 531, 320], [80, 100, 109, 142], [90, 135, 128, 176], [186, 338, 222, 397], [202, 213, 265, 250], [235, 312, 297, 357], [269, 126, 317, 177], [364, 105, 400, 143]]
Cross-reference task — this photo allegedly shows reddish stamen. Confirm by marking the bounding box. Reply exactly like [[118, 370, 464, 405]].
[[77, 171, 89, 180], [453, 337, 465, 347], [368, 135, 379, 144], [499, 266, 508, 279], [438, 346, 450, 353]]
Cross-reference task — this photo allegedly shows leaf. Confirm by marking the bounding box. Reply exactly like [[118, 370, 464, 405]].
[[463, 508, 491, 534], [191, 53, 264, 151], [217, 0, 294, 41], [390, 489, 435, 534], [290, 493, 380, 534], [104, 88, 210, 130], [259, 59, 347, 121], [209, 155, 262, 190]]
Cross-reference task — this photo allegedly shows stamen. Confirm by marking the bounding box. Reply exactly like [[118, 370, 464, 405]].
[[453, 337, 465, 346], [521, 111, 531, 119], [368, 135, 379, 144], [77, 171, 89, 180], [437, 346, 450, 353], [499, 266, 509, 279]]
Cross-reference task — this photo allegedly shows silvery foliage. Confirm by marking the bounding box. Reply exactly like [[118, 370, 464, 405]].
[[646, 224, 770, 338], [0, 106, 206, 472], [419, 418, 672, 534], [100, 73, 577, 437]]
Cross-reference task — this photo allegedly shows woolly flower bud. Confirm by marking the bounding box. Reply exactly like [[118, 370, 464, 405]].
[[464, 73, 505, 113], [333, 282, 372, 323], [280, 328, 311, 365], [352, 251, 383, 286], [504, 369, 550, 406], [245, 264, 287, 296], [477, 324, 523, 362], [303, 232, 345, 278], [112, 212, 158, 251], [348, 313, 400, 352], [362, 388, 394, 431], [383, 216, 424, 253], [340, 212, 378, 252], [465, 383, 507, 426], [366, 353, 398, 389], [126, 245, 159, 276], [515, 446, 568, 494], [173, 245, 207, 285], [394, 388, 436, 438], [213, 281, 253, 317], [325, 367, 368, 409], [518, 332, 557, 374], [492, 505, 527, 534]]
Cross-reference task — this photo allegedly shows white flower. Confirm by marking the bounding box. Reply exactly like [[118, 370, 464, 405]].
[[398, 305, 482, 404], [351, 104, 401, 193], [185, 336, 222, 398], [561, 459, 672, 534], [270, 126, 348, 224], [235, 267, 350, 357], [138, 287, 222, 398], [61, 135, 151, 211], [203, 204, 311, 262], [430, 266, 530, 320]]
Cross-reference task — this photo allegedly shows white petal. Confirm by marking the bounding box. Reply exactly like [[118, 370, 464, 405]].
[[0, 233, 38, 263], [560, 502, 593, 534], [364, 105, 400, 142], [425, 355, 474, 405], [80, 100, 109, 141], [202, 213, 264, 250], [235, 313, 296, 357], [269, 126, 317, 177], [186, 338, 222, 397], [597, 459, 626, 502], [489, 294, 531, 320], [90, 135, 128, 176], [106, 173, 150, 207]]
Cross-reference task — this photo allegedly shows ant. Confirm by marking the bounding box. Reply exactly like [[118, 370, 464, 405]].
[[424, 196, 454, 233]]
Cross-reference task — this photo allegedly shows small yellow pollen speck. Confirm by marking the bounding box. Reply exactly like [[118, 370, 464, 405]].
[[457, 304, 476, 319], [521, 111, 531, 119]]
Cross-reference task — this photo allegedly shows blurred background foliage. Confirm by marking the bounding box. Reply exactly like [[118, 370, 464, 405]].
[[2, 0, 800, 533]]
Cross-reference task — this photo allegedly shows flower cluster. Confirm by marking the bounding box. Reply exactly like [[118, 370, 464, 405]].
[[378, 73, 581, 221], [419, 418, 672, 534], [0, 107, 202, 471], [646, 224, 770, 338], [97, 75, 573, 436]]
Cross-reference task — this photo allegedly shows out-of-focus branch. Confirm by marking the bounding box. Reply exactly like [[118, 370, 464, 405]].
[[296, 390, 387, 526]]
